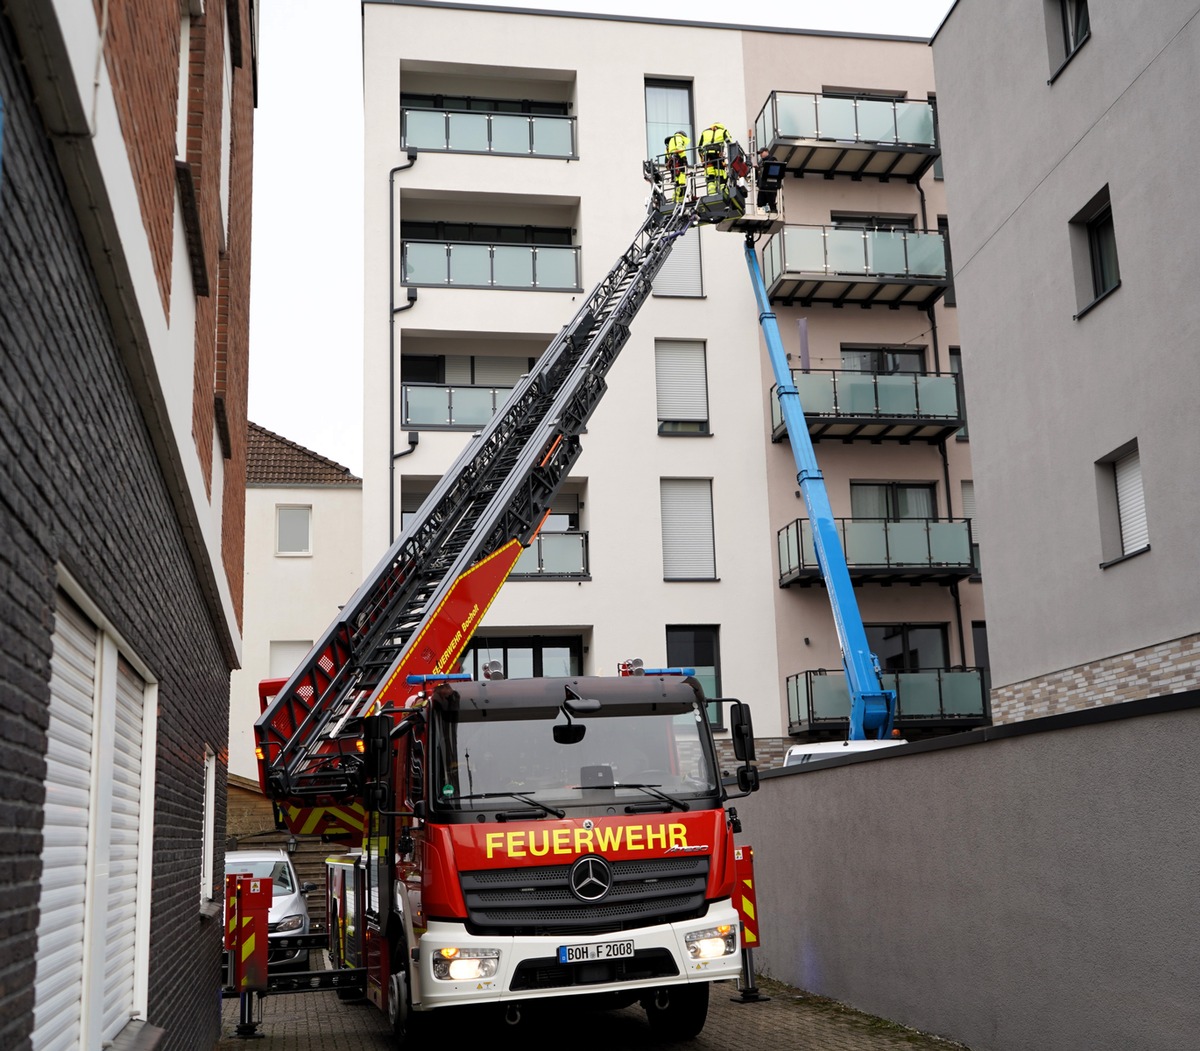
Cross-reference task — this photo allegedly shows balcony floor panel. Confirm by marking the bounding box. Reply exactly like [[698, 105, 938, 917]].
[[781, 565, 977, 587], [767, 139, 937, 183], [772, 418, 964, 445], [767, 275, 947, 310]]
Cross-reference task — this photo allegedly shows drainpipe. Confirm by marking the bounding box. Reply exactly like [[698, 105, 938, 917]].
[[388, 147, 419, 541]]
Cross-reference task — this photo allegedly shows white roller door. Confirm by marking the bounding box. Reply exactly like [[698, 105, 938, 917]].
[[33, 595, 96, 1051], [652, 225, 703, 297], [660, 479, 716, 579], [1115, 450, 1148, 553]]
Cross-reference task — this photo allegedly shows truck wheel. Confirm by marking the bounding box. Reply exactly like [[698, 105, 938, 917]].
[[642, 982, 709, 1040], [387, 966, 424, 1047]]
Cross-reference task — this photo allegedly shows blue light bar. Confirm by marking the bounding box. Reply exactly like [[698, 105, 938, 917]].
[[642, 667, 696, 676], [406, 673, 472, 685]]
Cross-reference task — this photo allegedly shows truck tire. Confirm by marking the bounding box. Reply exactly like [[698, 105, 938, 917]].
[[642, 981, 709, 1040], [387, 964, 425, 1047]]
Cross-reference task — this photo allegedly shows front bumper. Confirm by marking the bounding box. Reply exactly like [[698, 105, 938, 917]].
[[413, 900, 742, 1010]]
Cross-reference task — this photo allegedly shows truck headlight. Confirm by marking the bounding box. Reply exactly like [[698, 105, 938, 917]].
[[275, 914, 304, 933], [684, 924, 736, 959], [432, 947, 500, 981]]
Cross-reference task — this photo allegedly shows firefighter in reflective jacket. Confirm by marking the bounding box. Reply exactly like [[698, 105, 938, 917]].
[[664, 130, 690, 203], [698, 122, 730, 194]]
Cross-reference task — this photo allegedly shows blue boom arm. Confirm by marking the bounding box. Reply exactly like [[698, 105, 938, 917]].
[[743, 237, 896, 740]]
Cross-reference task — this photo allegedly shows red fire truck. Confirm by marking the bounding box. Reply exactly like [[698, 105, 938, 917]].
[[255, 151, 763, 1042]]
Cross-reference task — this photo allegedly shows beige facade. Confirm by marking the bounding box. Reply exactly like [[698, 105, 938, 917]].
[[932, 1, 1200, 721], [361, 1, 985, 753]]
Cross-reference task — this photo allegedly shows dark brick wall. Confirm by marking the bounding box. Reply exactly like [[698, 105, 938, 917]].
[[0, 5, 251, 1049]]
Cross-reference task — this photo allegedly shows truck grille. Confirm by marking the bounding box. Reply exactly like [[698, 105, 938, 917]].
[[460, 856, 710, 936]]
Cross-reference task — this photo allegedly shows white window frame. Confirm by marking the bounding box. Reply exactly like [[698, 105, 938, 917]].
[[276, 504, 312, 556], [660, 478, 716, 580]]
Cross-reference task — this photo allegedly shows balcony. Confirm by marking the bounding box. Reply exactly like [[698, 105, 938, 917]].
[[510, 531, 589, 579], [771, 369, 963, 444], [754, 91, 939, 183], [402, 383, 513, 429], [786, 668, 989, 734], [761, 226, 947, 309], [778, 517, 975, 586], [402, 241, 581, 291], [401, 107, 577, 159]]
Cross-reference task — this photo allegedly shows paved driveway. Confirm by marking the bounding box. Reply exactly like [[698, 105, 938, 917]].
[[216, 976, 971, 1050]]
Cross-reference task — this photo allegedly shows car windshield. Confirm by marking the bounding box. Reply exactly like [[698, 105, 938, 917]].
[[226, 858, 294, 893], [430, 696, 719, 810]]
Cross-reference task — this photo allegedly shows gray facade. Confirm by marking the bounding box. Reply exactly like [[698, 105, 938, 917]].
[[931, 1, 1200, 718]]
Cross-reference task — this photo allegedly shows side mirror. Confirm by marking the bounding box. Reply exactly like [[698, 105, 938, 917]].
[[729, 702, 756, 762], [736, 766, 759, 793]]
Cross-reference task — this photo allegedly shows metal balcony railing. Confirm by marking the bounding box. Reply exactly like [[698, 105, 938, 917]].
[[402, 240, 582, 291], [778, 516, 975, 586], [770, 369, 963, 443], [754, 90, 939, 181], [787, 667, 988, 727], [402, 383, 514, 428], [760, 225, 947, 309], [510, 531, 589, 578], [401, 108, 577, 158]]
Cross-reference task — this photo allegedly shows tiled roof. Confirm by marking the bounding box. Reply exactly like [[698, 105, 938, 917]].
[[247, 422, 361, 486]]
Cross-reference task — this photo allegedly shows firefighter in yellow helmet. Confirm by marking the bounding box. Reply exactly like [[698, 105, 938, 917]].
[[698, 122, 730, 195], [663, 129, 690, 203]]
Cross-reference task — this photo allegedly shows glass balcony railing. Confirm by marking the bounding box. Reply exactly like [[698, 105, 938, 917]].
[[786, 667, 987, 726], [778, 517, 974, 577], [771, 370, 962, 429], [510, 531, 589, 578], [755, 91, 938, 150], [402, 241, 581, 291], [402, 108, 577, 158], [763, 226, 947, 284], [402, 383, 514, 428]]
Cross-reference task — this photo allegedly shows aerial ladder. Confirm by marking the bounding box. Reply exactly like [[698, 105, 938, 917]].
[[254, 153, 749, 840]]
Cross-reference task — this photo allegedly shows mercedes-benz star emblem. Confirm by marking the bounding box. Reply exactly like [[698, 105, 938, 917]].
[[569, 855, 613, 902]]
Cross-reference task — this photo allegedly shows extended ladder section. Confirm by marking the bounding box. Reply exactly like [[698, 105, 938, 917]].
[[255, 194, 701, 815]]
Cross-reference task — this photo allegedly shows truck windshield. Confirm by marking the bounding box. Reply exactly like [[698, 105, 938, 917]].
[[430, 698, 719, 810]]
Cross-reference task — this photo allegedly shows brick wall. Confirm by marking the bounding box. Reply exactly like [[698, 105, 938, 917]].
[[0, 2, 253, 1048], [991, 632, 1200, 723]]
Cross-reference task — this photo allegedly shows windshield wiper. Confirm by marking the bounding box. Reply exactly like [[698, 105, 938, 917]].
[[614, 783, 690, 812], [456, 791, 566, 818]]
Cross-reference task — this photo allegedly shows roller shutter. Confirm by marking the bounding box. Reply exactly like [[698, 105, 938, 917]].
[[1115, 450, 1148, 553], [655, 340, 708, 424], [652, 226, 703, 297], [660, 479, 716, 579]]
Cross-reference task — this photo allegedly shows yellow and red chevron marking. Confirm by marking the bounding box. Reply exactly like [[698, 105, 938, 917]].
[[277, 801, 367, 840], [733, 844, 761, 947]]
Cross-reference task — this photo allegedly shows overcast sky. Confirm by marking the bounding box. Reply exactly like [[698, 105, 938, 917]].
[[247, 0, 955, 476]]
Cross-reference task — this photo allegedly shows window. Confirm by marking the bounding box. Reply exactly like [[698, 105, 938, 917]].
[[462, 635, 583, 679], [34, 590, 156, 1050], [200, 748, 217, 901], [400, 221, 572, 246], [840, 345, 924, 374], [270, 640, 313, 678], [660, 479, 716, 580], [830, 213, 915, 232], [652, 225, 703, 297], [655, 340, 709, 434], [1061, 0, 1090, 57], [644, 78, 693, 160], [866, 623, 949, 672], [948, 347, 968, 439], [276, 505, 311, 555], [850, 482, 936, 521], [960, 480, 980, 575], [1047, 0, 1091, 79], [402, 93, 568, 116], [666, 626, 723, 727], [1097, 442, 1148, 564], [1070, 186, 1120, 316]]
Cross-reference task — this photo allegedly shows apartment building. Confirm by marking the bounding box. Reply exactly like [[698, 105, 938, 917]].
[[362, 0, 987, 762], [0, 3, 255, 1049], [931, 1, 1200, 721]]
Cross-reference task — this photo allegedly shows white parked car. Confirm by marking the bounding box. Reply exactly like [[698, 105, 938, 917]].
[[224, 848, 316, 971]]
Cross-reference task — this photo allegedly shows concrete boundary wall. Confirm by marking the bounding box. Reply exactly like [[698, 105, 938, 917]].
[[733, 695, 1200, 1051]]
